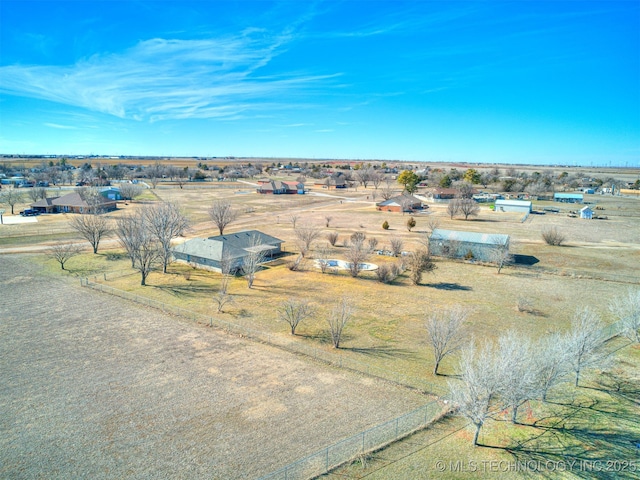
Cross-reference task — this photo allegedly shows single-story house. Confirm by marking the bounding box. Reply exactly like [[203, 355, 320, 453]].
[[314, 177, 348, 189], [494, 199, 532, 213], [172, 230, 284, 273], [376, 195, 424, 213], [554, 193, 583, 204], [427, 188, 459, 200], [31, 192, 117, 214], [428, 228, 510, 262], [580, 206, 593, 219], [257, 180, 305, 194]]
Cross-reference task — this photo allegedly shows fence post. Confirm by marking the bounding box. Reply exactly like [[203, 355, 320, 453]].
[[326, 446, 329, 471]]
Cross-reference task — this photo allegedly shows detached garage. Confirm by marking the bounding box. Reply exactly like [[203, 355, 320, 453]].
[[494, 199, 532, 213]]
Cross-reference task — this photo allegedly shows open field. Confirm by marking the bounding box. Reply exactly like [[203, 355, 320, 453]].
[[1, 174, 639, 478], [0, 255, 428, 479]]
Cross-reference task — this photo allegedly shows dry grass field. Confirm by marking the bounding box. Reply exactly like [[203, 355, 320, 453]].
[[1, 168, 639, 478], [0, 255, 427, 479]]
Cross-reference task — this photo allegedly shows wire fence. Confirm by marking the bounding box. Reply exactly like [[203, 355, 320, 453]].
[[257, 400, 446, 480], [80, 275, 626, 480], [80, 277, 446, 397]]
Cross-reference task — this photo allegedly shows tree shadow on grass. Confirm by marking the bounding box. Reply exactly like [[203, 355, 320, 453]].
[[490, 395, 640, 479], [343, 345, 416, 359], [423, 282, 472, 291], [152, 284, 214, 298]]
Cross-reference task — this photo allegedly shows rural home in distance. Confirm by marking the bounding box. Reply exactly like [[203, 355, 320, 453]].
[[172, 230, 284, 273], [30, 192, 117, 214], [256, 180, 305, 194], [429, 228, 510, 262], [376, 194, 425, 213]]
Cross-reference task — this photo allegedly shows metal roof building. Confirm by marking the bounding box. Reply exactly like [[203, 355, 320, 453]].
[[429, 229, 509, 262], [554, 193, 584, 203], [494, 199, 532, 213]]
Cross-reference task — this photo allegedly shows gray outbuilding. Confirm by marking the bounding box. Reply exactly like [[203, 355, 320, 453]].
[[428, 229, 510, 262], [494, 199, 532, 213]]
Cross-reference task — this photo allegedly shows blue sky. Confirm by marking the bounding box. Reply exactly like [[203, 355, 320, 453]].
[[1, 1, 638, 165]]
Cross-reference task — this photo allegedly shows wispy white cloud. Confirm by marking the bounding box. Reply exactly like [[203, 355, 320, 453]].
[[43, 122, 78, 130], [0, 31, 340, 122]]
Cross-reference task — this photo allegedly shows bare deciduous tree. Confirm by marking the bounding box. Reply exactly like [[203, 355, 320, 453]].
[[564, 308, 609, 387], [449, 343, 501, 446], [447, 199, 460, 219], [389, 236, 404, 257], [316, 244, 331, 274], [458, 198, 479, 220], [28, 186, 48, 203], [380, 186, 396, 201], [609, 289, 640, 343], [0, 189, 24, 215], [327, 297, 354, 348], [489, 236, 511, 274], [326, 231, 339, 246], [116, 212, 144, 267], [45, 243, 83, 270], [496, 333, 537, 424], [118, 183, 143, 202], [406, 248, 436, 285], [367, 237, 378, 251], [277, 298, 316, 335], [344, 235, 371, 277], [289, 214, 299, 229], [542, 227, 565, 246], [70, 212, 112, 254], [532, 333, 571, 401], [425, 306, 468, 375], [325, 216, 333, 228], [242, 234, 267, 288], [209, 200, 238, 235], [143, 202, 190, 273], [132, 226, 162, 286], [294, 224, 322, 257]]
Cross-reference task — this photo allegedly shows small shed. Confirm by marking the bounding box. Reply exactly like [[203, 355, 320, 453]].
[[554, 193, 583, 204], [429, 229, 509, 262], [494, 199, 532, 213], [580, 206, 593, 219]]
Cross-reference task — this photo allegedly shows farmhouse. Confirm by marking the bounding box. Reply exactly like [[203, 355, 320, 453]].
[[376, 194, 424, 213], [580, 206, 593, 219], [172, 230, 284, 273], [494, 199, 532, 213], [554, 193, 583, 204], [257, 180, 305, 194], [429, 229, 509, 262], [30, 192, 117, 214]]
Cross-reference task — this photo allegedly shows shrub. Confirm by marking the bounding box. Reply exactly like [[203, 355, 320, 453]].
[[406, 217, 416, 231], [542, 227, 565, 246], [327, 232, 339, 246], [464, 250, 474, 260], [382, 220, 389, 230]]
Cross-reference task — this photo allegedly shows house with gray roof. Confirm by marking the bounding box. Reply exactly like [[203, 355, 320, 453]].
[[428, 229, 509, 262], [31, 192, 117, 214], [172, 230, 284, 273]]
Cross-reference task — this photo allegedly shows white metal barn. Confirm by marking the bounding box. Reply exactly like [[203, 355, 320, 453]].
[[494, 199, 532, 213]]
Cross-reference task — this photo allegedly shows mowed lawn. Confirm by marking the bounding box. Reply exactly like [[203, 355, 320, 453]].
[[0, 255, 428, 479]]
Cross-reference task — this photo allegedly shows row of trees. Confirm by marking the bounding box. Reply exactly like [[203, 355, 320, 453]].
[[424, 297, 640, 446]]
